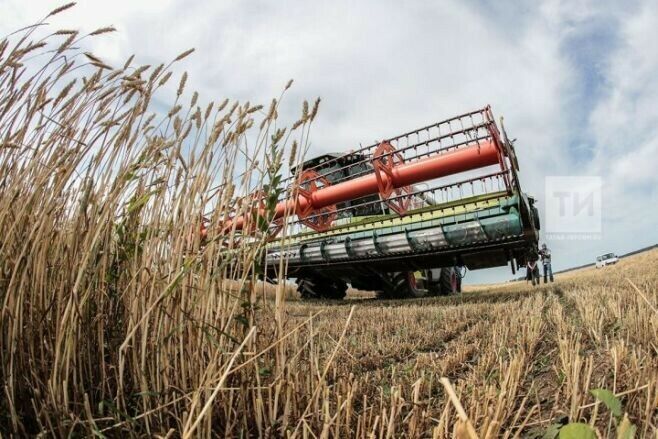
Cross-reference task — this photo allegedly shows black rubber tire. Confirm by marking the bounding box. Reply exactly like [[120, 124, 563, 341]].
[[440, 267, 460, 295], [382, 272, 427, 299], [428, 267, 460, 296], [297, 277, 347, 300], [324, 279, 348, 300], [297, 278, 319, 299]]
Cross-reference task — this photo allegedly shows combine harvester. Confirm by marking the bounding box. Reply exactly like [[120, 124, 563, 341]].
[[224, 106, 540, 299]]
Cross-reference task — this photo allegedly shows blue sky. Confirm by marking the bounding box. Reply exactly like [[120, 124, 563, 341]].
[[3, 0, 657, 283]]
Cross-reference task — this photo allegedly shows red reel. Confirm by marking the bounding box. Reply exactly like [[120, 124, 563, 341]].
[[372, 141, 412, 215], [296, 169, 337, 232]]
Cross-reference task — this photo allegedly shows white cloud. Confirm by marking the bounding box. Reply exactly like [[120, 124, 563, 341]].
[[589, 0, 658, 181], [583, 0, 658, 257]]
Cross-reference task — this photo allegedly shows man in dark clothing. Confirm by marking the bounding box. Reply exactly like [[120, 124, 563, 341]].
[[526, 261, 540, 286], [526, 255, 540, 286], [539, 243, 554, 283]]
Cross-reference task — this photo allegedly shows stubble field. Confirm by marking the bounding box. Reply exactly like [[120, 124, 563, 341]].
[[249, 250, 658, 437]]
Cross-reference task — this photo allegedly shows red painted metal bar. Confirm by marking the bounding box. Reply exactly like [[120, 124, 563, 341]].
[[229, 139, 500, 231]]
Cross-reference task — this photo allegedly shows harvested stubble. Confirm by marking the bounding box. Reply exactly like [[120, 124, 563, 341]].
[[269, 251, 658, 437], [2, 7, 658, 438]]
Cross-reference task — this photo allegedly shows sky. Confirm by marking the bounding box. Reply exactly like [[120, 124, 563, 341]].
[[3, 0, 657, 283]]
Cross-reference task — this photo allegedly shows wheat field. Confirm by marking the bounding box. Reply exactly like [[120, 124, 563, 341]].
[[1, 5, 657, 438]]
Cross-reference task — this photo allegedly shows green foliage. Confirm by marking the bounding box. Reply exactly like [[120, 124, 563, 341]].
[[126, 190, 155, 214], [541, 423, 561, 439], [590, 387, 637, 437], [558, 423, 596, 439], [555, 389, 638, 439], [591, 388, 622, 417], [235, 315, 249, 327], [251, 131, 286, 278]]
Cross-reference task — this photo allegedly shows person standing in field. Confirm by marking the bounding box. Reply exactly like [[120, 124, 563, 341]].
[[539, 243, 554, 283], [526, 256, 540, 286]]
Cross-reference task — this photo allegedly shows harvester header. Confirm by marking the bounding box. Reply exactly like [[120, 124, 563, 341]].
[[228, 106, 518, 234], [229, 139, 501, 232], [219, 105, 539, 300]]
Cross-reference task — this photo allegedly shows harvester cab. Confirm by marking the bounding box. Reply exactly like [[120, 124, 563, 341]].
[[226, 105, 541, 300]]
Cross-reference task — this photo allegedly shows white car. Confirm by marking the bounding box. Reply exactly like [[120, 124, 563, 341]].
[[596, 253, 619, 268]]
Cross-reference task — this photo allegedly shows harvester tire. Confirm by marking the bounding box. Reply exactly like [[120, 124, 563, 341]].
[[382, 272, 427, 299], [428, 267, 461, 295], [440, 267, 460, 295], [297, 278, 318, 299], [325, 279, 348, 300], [297, 277, 347, 300]]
